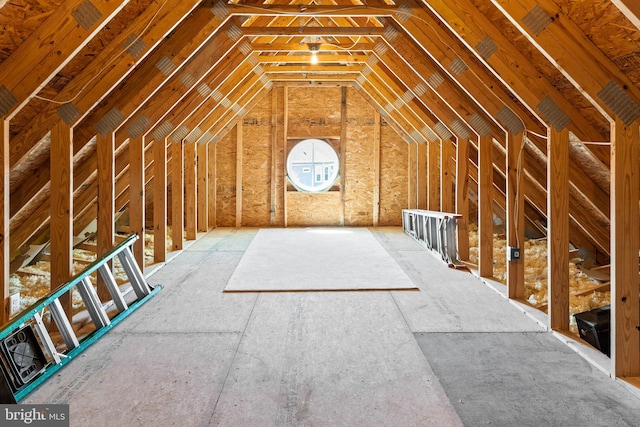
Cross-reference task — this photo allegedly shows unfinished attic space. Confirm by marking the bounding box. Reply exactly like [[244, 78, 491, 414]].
[[1, 0, 640, 422]]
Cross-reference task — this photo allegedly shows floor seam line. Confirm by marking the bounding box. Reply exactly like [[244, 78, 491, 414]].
[[207, 292, 260, 424]]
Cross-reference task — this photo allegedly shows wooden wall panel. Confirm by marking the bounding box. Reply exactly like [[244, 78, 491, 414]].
[[273, 88, 286, 227], [286, 192, 342, 226], [216, 131, 237, 227], [344, 88, 375, 226], [211, 87, 409, 228], [286, 87, 343, 139], [242, 93, 273, 227], [379, 121, 408, 226]]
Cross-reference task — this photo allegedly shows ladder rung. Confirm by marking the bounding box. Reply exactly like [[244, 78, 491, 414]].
[[76, 277, 110, 329], [98, 264, 128, 312], [117, 246, 150, 299], [32, 311, 61, 364], [49, 299, 79, 350]]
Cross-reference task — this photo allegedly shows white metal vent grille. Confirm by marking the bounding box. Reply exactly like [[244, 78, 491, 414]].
[[94, 108, 125, 137], [127, 115, 151, 139], [0, 85, 18, 117], [186, 127, 203, 143], [197, 83, 212, 98], [155, 56, 176, 76], [382, 26, 399, 42], [171, 125, 190, 142], [476, 36, 498, 60], [72, 0, 102, 31], [395, 4, 413, 23], [413, 82, 428, 97], [537, 96, 571, 131], [468, 113, 492, 138], [152, 120, 175, 141], [124, 35, 146, 58], [227, 25, 242, 41], [180, 73, 196, 89], [449, 57, 468, 76], [57, 102, 81, 125], [428, 72, 444, 89], [211, 1, 230, 20], [451, 119, 472, 141], [434, 122, 453, 140], [422, 126, 439, 143], [597, 80, 640, 126], [496, 107, 525, 134], [522, 5, 552, 36]]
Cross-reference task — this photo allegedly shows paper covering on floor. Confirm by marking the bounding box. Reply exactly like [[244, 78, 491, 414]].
[[223, 228, 419, 292]]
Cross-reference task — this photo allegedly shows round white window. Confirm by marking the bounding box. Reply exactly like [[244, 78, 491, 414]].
[[286, 138, 339, 193]]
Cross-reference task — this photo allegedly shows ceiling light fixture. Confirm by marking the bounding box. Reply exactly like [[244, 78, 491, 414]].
[[309, 43, 319, 65]]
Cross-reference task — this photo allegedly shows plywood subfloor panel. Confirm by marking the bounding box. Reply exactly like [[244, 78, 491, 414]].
[[416, 332, 640, 426], [24, 333, 241, 426], [210, 292, 462, 426], [371, 228, 545, 332], [223, 227, 419, 292]]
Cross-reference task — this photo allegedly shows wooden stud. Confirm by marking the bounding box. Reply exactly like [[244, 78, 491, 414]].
[[507, 131, 525, 300], [408, 143, 417, 209], [0, 0, 129, 119], [236, 123, 243, 228], [373, 111, 381, 226], [50, 121, 73, 317], [129, 134, 145, 270], [427, 141, 440, 211], [171, 141, 183, 250], [340, 87, 348, 225], [208, 142, 217, 229], [441, 138, 455, 213], [456, 135, 470, 261], [417, 142, 427, 210], [283, 88, 289, 227], [548, 126, 570, 331], [197, 142, 209, 232], [10, 0, 206, 170], [610, 117, 640, 378], [154, 138, 167, 263], [184, 140, 197, 240], [0, 119, 9, 324], [96, 132, 115, 301], [478, 134, 493, 277], [490, 0, 640, 123], [270, 88, 278, 226]]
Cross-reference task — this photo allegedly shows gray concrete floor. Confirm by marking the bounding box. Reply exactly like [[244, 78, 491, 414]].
[[25, 227, 640, 426]]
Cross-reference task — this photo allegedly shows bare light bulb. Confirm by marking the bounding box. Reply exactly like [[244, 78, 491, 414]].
[[310, 51, 318, 65]]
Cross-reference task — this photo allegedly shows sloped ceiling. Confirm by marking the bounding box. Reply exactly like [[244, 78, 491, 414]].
[[1, 0, 639, 263]]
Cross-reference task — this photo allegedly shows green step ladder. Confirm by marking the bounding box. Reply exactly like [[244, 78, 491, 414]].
[[0, 234, 162, 403]]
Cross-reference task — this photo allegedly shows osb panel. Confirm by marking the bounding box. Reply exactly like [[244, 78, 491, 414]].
[[469, 0, 610, 138], [273, 88, 286, 226], [0, 0, 63, 62], [215, 130, 237, 227], [558, 0, 640, 84], [286, 86, 343, 138], [241, 93, 272, 227], [379, 122, 408, 226], [286, 191, 342, 226], [11, 0, 151, 136], [344, 88, 375, 226]]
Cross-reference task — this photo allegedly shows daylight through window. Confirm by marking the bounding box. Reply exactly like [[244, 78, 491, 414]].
[[286, 139, 340, 192]]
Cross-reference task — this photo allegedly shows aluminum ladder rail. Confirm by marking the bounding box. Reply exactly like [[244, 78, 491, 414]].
[[402, 209, 464, 267], [0, 234, 162, 403]]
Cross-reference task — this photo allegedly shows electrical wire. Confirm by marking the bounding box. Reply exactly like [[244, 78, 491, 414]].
[[34, 0, 169, 105]]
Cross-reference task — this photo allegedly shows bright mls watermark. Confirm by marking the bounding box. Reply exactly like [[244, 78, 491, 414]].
[[0, 404, 68, 426]]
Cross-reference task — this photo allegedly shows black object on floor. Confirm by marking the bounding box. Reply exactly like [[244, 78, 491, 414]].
[[574, 305, 610, 357]]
